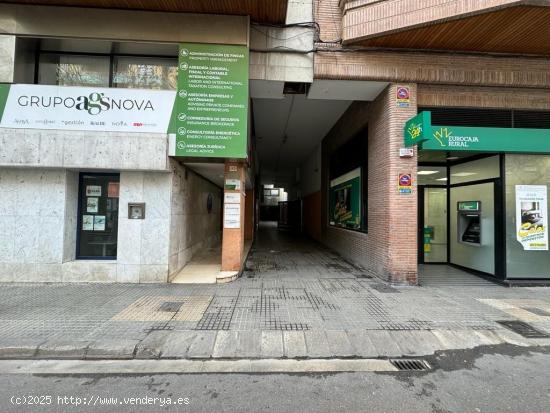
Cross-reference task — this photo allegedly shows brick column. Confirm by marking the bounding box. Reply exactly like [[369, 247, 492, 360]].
[[221, 161, 246, 273], [386, 83, 418, 284]]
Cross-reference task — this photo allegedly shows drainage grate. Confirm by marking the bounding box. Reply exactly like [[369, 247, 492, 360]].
[[159, 301, 184, 312], [497, 320, 550, 338], [390, 359, 431, 371]]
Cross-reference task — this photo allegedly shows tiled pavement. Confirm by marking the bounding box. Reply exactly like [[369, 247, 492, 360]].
[[0, 223, 549, 359]]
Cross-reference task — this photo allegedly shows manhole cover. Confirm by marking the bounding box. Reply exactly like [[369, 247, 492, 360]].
[[390, 359, 431, 371], [159, 301, 184, 312], [497, 320, 550, 338]]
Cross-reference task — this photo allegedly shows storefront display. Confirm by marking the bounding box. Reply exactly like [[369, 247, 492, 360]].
[[329, 168, 362, 230]]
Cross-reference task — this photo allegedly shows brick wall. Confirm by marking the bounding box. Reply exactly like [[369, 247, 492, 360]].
[[321, 84, 418, 284]]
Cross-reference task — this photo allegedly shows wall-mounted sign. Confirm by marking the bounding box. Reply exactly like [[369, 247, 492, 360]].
[[86, 197, 99, 213], [399, 148, 414, 158], [224, 179, 241, 191], [516, 185, 548, 251], [396, 86, 410, 108], [86, 185, 102, 197], [398, 173, 413, 194], [224, 203, 241, 229], [0, 84, 175, 133], [174, 43, 249, 159], [457, 201, 481, 212], [404, 111, 550, 153], [224, 193, 241, 204], [329, 168, 362, 230]]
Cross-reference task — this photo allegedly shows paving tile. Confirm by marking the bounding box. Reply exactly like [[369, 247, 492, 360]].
[[236, 330, 261, 358], [159, 331, 198, 358], [325, 330, 354, 357], [85, 339, 138, 359], [366, 331, 403, 357], [283, 331, 307, 358], [187, 331, 217, 359], [346, 329, 378, 358], [135, 331, 170, 359], [212, 331, 239, 358], [260, 331, 284, 358], [304, 330, 331, 358]]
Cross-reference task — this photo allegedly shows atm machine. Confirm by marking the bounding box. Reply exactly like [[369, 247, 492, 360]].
[[457, 201, 481, 245]]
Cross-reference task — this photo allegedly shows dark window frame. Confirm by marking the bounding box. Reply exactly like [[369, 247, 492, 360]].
[[76, 172, 120, 261]]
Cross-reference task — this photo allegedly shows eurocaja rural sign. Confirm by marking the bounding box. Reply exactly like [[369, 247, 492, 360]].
[[404, 111, 550, 153]]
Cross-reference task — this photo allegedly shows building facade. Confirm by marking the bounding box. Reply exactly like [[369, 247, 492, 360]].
[[0, 0, 549, 284]]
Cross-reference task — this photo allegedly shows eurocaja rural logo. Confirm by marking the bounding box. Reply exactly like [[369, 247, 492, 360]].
[[432, 127, 480, 149], [407, 122, 423, 141], [16, 92, 155, 115]]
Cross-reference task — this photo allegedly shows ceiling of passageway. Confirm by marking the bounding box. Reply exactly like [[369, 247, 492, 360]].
[[252, 80, 388, 187], [6, 0, 288, 24], [253, 95, 351, 187]]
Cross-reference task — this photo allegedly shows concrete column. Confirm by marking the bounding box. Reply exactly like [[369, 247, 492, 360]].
[[0, 35, 15, 83], [221, 161, 246, 274]]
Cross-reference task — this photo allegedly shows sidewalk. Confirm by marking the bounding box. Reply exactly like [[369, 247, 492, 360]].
[[0, 271, 549, 360]]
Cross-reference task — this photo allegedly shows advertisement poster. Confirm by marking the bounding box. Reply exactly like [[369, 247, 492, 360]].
[[86, 197, 99, 213], [86, 185, 102, 197], [93, 215, 106, 231], [516, 185, 548, 251], [329, 168, 362, 230], [82, 215, 94, 231], [175, 43, 249, 158]]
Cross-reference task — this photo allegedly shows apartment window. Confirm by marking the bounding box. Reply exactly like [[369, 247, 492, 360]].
[[38, 53, 110, 87], [77, 173, 120, 259], [113, 56, 177, 90]]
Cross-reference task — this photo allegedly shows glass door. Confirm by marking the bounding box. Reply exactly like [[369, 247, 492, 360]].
[[423, 188, 448, 263]]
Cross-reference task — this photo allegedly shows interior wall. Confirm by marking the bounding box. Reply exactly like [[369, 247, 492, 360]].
[[450, 182, 495, 275], [505, 154, 550, 279], [168, 160, 222, 277]]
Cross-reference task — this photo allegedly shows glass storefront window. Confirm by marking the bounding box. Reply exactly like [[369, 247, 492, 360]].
[[77, 173, 120, 259], [113, 57, 177, 90], [38, 54, 110, 87], [423, 188, 448, 263]]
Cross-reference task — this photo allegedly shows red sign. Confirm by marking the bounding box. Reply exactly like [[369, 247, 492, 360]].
[[396, 86, 411, 107], [398, 173, 413, 194]]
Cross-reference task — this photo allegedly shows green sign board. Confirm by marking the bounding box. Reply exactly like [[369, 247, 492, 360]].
[[404, 111, 431, 147], [457, 201, 481, 212], [175, 43, 249, 158], [405, 111, 550, 153], [329, 168, 362, 230]]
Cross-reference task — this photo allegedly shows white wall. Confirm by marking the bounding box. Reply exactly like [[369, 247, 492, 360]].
[[0, 129, 169, 171], [0, 167, 173, 282], [168, 160, 222, 277]]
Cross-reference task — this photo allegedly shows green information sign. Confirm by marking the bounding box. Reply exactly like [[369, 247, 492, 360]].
[[458, 201, 481, 212], [175, 43, 249, 158], [404, 111, 550, 153]]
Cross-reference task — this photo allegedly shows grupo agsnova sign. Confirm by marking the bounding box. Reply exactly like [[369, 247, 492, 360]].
[[0, 84, 175, 133], [404, 111, 550, 153]]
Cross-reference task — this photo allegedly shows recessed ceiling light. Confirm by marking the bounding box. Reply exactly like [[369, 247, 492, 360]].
[[451, 172, 477, 177], [436, 177, 448, 181], [446, 156, 460, 160], [417, 170, 439, 175]]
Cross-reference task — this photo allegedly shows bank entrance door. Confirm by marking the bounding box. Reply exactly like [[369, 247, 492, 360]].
[[419, 187, 448, 264]]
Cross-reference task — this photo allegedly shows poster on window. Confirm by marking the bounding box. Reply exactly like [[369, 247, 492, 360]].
[[516, 185, 548, 251], [86, 197, 98, 213], [93, 215, 106, 231], [82, 215, 94, 231], [329, 168, 362, 230]]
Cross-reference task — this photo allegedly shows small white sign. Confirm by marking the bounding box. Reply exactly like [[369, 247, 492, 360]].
[[82, 215, 94, 231], [224, 179, 241, 191], [86, 197, 99, 213], [93, 215, 106, 231], [224, 203, 241, 229], [224, 193, 241, 204], [399, 148, 414, 158], [86, 185, 102, 197]]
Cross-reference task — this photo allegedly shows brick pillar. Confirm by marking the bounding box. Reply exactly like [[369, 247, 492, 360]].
[[221, 161, 246, 273], [386, 83, 418, 284], [244, 188, 254, 241]]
